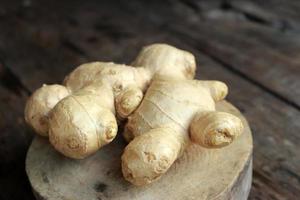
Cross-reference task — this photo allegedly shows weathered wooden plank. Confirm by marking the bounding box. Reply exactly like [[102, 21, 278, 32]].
[[0, 81, 34, 199]]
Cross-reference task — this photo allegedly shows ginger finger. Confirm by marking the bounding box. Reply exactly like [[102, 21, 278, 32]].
[[190, 111, 243, 148], [198, 80, 228, 101], [132, 43, 196, 80], [122, 127, 186, 186]]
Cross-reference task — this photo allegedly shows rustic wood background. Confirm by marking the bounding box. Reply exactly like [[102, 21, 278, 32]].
[[0, 0, 299, 199]]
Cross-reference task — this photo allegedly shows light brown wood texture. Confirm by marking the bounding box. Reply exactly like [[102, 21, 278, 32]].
[[26, 101, 253, 200]]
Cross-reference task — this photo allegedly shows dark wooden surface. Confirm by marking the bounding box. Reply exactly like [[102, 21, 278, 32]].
[[0, 0, 299, 199]]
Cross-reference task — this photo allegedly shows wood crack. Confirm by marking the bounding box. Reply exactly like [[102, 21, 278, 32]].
[[178, 0, 201, 13], [178, 0, 296, 33], [61, 38, 88, 57], [223, 0, 294, 33]]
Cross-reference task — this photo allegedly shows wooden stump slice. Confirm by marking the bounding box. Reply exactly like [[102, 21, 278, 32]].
[[26, 101, 253, 200]]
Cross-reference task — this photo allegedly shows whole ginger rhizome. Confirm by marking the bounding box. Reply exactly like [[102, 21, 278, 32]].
[[25, 44, 243, 186]]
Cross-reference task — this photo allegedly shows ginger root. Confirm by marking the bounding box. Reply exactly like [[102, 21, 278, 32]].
[[25, 44, 196, 159], [121, 47, 244, 186], [25, 43, 242, 186]]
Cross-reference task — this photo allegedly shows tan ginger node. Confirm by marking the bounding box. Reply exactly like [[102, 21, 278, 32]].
[[24, 84, 70, 136], [132, 43, 196, 80], [24, 44, 196, 159]]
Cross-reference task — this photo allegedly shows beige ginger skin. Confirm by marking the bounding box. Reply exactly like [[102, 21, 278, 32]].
[[121, 47, 244, 186], [24, 44, 195, 159]]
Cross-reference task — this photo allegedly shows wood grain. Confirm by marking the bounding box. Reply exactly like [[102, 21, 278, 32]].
[[26, 101, 253, 200]]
